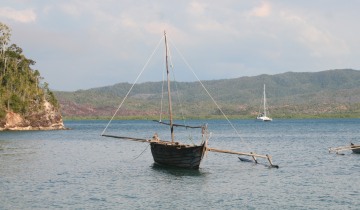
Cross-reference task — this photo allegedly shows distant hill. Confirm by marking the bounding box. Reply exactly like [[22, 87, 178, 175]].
[[55, 69, 360, 119]]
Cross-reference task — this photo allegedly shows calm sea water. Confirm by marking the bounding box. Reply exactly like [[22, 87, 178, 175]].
[[1, 119, 359, 209]]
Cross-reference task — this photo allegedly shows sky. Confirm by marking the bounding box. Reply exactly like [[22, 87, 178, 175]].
[[1, 0, 359, 91]]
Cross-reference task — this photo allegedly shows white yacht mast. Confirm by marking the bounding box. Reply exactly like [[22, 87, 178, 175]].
[[263, 84, 267, 117]]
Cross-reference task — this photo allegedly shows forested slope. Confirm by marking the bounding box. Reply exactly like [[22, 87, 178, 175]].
[[0, 22, 64, 130], [55, 69, 360, 119]]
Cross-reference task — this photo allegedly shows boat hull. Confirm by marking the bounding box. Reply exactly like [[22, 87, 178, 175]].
[[351, 147, 360, 154], [256, 116, 272, 122], [150, 142, 206, 169]]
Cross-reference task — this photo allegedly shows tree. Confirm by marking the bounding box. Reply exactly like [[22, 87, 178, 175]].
[[0, 22, 59, 119], [0, 22, 11, 57]]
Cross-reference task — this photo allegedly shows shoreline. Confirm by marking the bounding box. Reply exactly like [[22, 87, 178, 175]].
[[62, 114, 360, 121], [0, 124, 69, 131]]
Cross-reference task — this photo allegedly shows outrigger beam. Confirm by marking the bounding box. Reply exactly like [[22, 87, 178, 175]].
[[329, 145, 360, 154], [153, 120, 204, 129], [102, 134, 149, 142], [207, 147, 279, 168]]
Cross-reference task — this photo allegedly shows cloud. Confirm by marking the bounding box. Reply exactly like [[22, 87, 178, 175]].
[[188, 2, 206, 16], [280, 11, 349, 58], [60, 3, 82, 17], [4, 0, 360, 91], [249, 2, 271, 17], [0, 7, 36, 23]]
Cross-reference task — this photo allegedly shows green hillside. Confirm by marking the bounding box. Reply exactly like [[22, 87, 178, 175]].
[[55, 69, 360, 119]]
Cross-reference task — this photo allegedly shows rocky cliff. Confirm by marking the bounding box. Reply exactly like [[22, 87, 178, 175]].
[[0, 100, 65, 131]]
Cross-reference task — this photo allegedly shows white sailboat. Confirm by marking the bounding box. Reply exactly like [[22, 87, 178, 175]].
[[256, 84, 272, 122]]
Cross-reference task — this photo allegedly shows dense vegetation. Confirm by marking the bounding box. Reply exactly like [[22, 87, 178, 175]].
[[56, 69, 360, 119], [0, 22, 58, 120]]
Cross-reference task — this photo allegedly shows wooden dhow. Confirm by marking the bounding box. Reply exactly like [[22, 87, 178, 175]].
[[102, 31, 278, 169]]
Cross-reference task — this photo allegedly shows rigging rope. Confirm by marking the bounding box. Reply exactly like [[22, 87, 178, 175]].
[[168, 46, 188, 127], [168, 43, 195, 145], [168, 38, 253, 152], [101, 36, 164, 136], [131, 144, 150, 161], [158, 39, 197, 145], [159, 51, 166, 122]]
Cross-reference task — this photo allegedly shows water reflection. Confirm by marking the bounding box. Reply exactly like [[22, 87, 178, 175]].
[[150, 163, 207, 177], [0, 139, 36, 156]]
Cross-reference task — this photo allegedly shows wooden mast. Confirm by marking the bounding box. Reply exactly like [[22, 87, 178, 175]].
[[164, 31, 174, 142]]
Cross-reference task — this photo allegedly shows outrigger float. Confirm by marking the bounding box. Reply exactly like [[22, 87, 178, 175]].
[[208, 148, 279, 168], [329, 143, 360, 155]]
